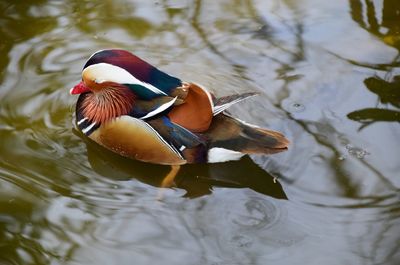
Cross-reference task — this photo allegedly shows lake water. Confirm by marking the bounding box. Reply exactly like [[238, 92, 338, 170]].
[[0, 0, 399, 264]]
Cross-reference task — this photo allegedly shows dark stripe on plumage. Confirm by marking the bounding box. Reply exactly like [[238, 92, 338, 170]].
[[75, 93, 88, 126], [123, 84, 161, 100], [81, 121, 99, 136], [75, 93, 100, 136], [129, 96, 179, 119]]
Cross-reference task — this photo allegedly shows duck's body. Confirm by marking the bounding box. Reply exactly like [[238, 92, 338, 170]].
[[71, 49, 289, 166]]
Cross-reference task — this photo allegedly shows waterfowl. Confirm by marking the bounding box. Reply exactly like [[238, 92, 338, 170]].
[[70, 49, 289, 186]]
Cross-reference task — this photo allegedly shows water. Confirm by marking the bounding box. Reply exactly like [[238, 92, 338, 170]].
[[0, 0, 399, 264]]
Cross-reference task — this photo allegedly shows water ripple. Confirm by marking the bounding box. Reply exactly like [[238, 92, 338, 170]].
[[1, 1, 399, 265]]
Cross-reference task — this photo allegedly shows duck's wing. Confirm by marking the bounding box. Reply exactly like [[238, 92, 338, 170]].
[[213, 92, 258, 115], [147, 116, 205, 149], [167, 83, 214, 133], [128, 84, 189, 119], [167, 83, 259, 132], [147, 116, 208, 164], [88, 115, 187, 165], [130, 96, 180, 119]]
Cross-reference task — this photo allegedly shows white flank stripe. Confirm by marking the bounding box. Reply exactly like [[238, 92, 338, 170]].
[[77, 117, 88, 125], [83, 63, 167, 95], [179, 145, 186, 151], [139, 97, 178, 120], [82, 122, 97, 134], [207, 147, 244, 163]]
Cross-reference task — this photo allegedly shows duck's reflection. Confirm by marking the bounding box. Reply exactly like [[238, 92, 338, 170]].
[[76, 129, 286, 199]]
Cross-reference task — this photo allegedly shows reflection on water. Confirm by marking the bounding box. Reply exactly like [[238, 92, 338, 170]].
[[348, 0, 400, 130], [347, 75, 400, 127], [350, 0, 400, 51], [0, 0, 399, 264], [364, 76, 400, 108]]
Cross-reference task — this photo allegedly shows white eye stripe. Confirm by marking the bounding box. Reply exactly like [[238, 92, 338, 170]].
[[83, 63, 167, 95]]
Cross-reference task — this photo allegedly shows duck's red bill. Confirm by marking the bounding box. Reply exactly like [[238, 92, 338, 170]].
[[70, 81, 90, 95]]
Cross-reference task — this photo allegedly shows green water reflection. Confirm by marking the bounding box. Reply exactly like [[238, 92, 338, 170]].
[[0, 0, 399, 265]]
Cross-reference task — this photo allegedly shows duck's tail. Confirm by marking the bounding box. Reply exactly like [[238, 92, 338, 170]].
[[205, 114, 289, 163]]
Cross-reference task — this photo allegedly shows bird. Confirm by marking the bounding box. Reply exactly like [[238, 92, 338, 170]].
[[70, 49, 289, 187]]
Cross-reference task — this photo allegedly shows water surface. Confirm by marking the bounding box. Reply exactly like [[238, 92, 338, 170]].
[[0, 0, 399, 264]]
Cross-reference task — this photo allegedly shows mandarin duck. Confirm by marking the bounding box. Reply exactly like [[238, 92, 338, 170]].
[[70, 49, 289, 187]]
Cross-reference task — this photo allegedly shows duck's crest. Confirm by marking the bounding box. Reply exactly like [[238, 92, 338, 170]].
[[84, 49, 182, 95]]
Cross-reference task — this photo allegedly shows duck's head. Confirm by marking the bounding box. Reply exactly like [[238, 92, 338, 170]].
[[70, 49, 145, 95], [70, 49, 183, 124], [70, 49, 181, 99], [70, 49, 148, 124]]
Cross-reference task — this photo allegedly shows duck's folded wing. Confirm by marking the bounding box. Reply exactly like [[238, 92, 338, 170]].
[[129, 85, 189, 119], [130, 96, 181, 119], [167, 83, 214, 133], [147, 116, 208, 164], [213, 92, 258, 115], [89, 115, 186, 165], [147, 116, 206, 150], [166, 83, 257, 132]]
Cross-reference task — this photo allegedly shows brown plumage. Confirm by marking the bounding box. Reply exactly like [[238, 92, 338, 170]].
[[168, 83, 213, 133], [89, 116, 186, 165], [205, 114, 290, 154]]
